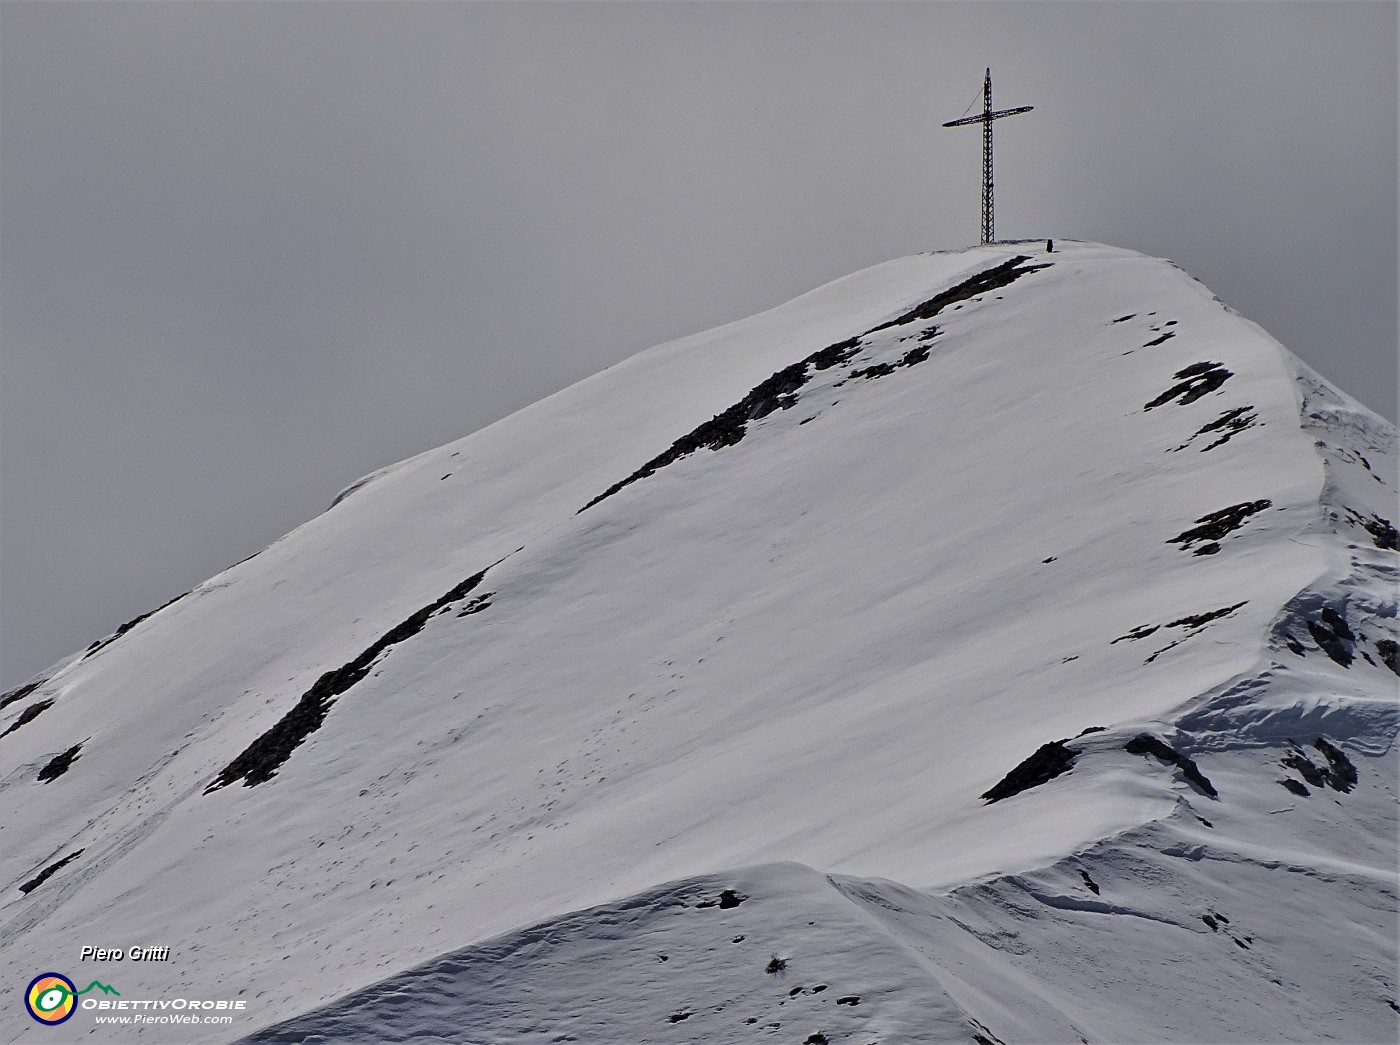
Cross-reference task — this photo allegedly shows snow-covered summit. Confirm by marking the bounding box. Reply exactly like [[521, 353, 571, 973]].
[[3, 241, 1395, 1043]]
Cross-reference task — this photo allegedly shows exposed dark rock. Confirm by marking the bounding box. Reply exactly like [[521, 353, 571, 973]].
[[1194, 542, 1221, 556], [836, 996, 860, 1006], [81, 592, 189, 662], [1363, 515, 1398, 550], [206, 564, 495, 791], [37, 743, 83, 783], [1306, 608, 1355, 668], [1078, 869, 1100, 894], [1143, 332, 1175, 347], [1115, 603, 1246, 645], [0, 678, 44, 712], [580, 258, 1050, 513], [1172, 406, 1258, 452], [850, 344, 933, 381], [981, 740, 1079, 803], [578, 340, 859, 513], [1306, 621, 1352, 666], [696, 888, 747, 909], [1112, 624, 1161, 644], [456, 593, 493, 617], [1278, 778, 1310, 797], [1, 698, 55, 739], [1199, 413, 1258, 451], [19, 849, 84, 894], [1143, 637, 1190, 664], [668, 1011, 690, 1023], [806, 338, 863, 371], [848, 360, 897, 380], [1112, 314, 1135, 323], [1375, 639, 1400, 676], [218, 548, 265, 574], [804, 1034, 829, 1045], [1313, 738, 1357, 793], [1124, 735, 1218, 797], [864, 256, 1049, 336], [1144, 362, 1234, 411], [1202, 914, 1219, 931], [1167, 603, 1248, 629], [969, 1019, 1008, 1045], [1320, 608, 1354, 641], [1346, 511, 1400, 551], [766, 955, 787, 973], [1281, 749, 1328, 789], [1076, 725, 1106, 736], [1167, 500, 1272, 551]]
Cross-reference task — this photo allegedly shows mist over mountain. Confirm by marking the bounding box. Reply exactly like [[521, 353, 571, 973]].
[[3, 242, 1395, 1044]]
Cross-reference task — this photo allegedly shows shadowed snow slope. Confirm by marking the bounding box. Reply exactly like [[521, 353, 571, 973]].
[[2, 241, 1395, 1044]]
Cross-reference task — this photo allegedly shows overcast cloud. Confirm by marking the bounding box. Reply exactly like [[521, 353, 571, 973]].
[[2, 1, 1395, 691]]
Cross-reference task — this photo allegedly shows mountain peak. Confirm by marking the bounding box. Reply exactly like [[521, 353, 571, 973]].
[[3, 242, 1395, 1043]]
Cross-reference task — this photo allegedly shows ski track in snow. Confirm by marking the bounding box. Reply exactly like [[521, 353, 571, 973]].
[[1, 241, 1395, 1044]]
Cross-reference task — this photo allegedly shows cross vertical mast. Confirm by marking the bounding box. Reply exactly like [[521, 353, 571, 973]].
[[981, 69, 994, 245], [943, 68, 1033, 245]]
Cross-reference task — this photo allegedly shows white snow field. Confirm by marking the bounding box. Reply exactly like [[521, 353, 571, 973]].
[[2, 241, 1395, 1044]]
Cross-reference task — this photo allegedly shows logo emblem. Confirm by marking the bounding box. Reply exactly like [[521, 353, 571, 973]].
[[25, 973, 77, 1025]]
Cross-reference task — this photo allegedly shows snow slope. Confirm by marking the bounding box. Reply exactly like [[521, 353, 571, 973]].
[[2, 241, 1395, 1044]]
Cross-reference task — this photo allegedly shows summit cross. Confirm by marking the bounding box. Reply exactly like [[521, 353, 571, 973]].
[[942, 69, 1034, 245]]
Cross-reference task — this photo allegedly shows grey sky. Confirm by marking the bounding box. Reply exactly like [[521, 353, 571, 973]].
[[2, 1, 1395, 691]]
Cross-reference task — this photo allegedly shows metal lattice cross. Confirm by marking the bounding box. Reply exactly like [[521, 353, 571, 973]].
[[943, 69, 1033, 244]]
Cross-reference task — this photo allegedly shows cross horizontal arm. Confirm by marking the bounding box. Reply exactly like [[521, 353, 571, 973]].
[[941, 105, 1034, 128]]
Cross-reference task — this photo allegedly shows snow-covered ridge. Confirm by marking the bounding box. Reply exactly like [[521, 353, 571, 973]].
[[2, 241, 1395, 1043]]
